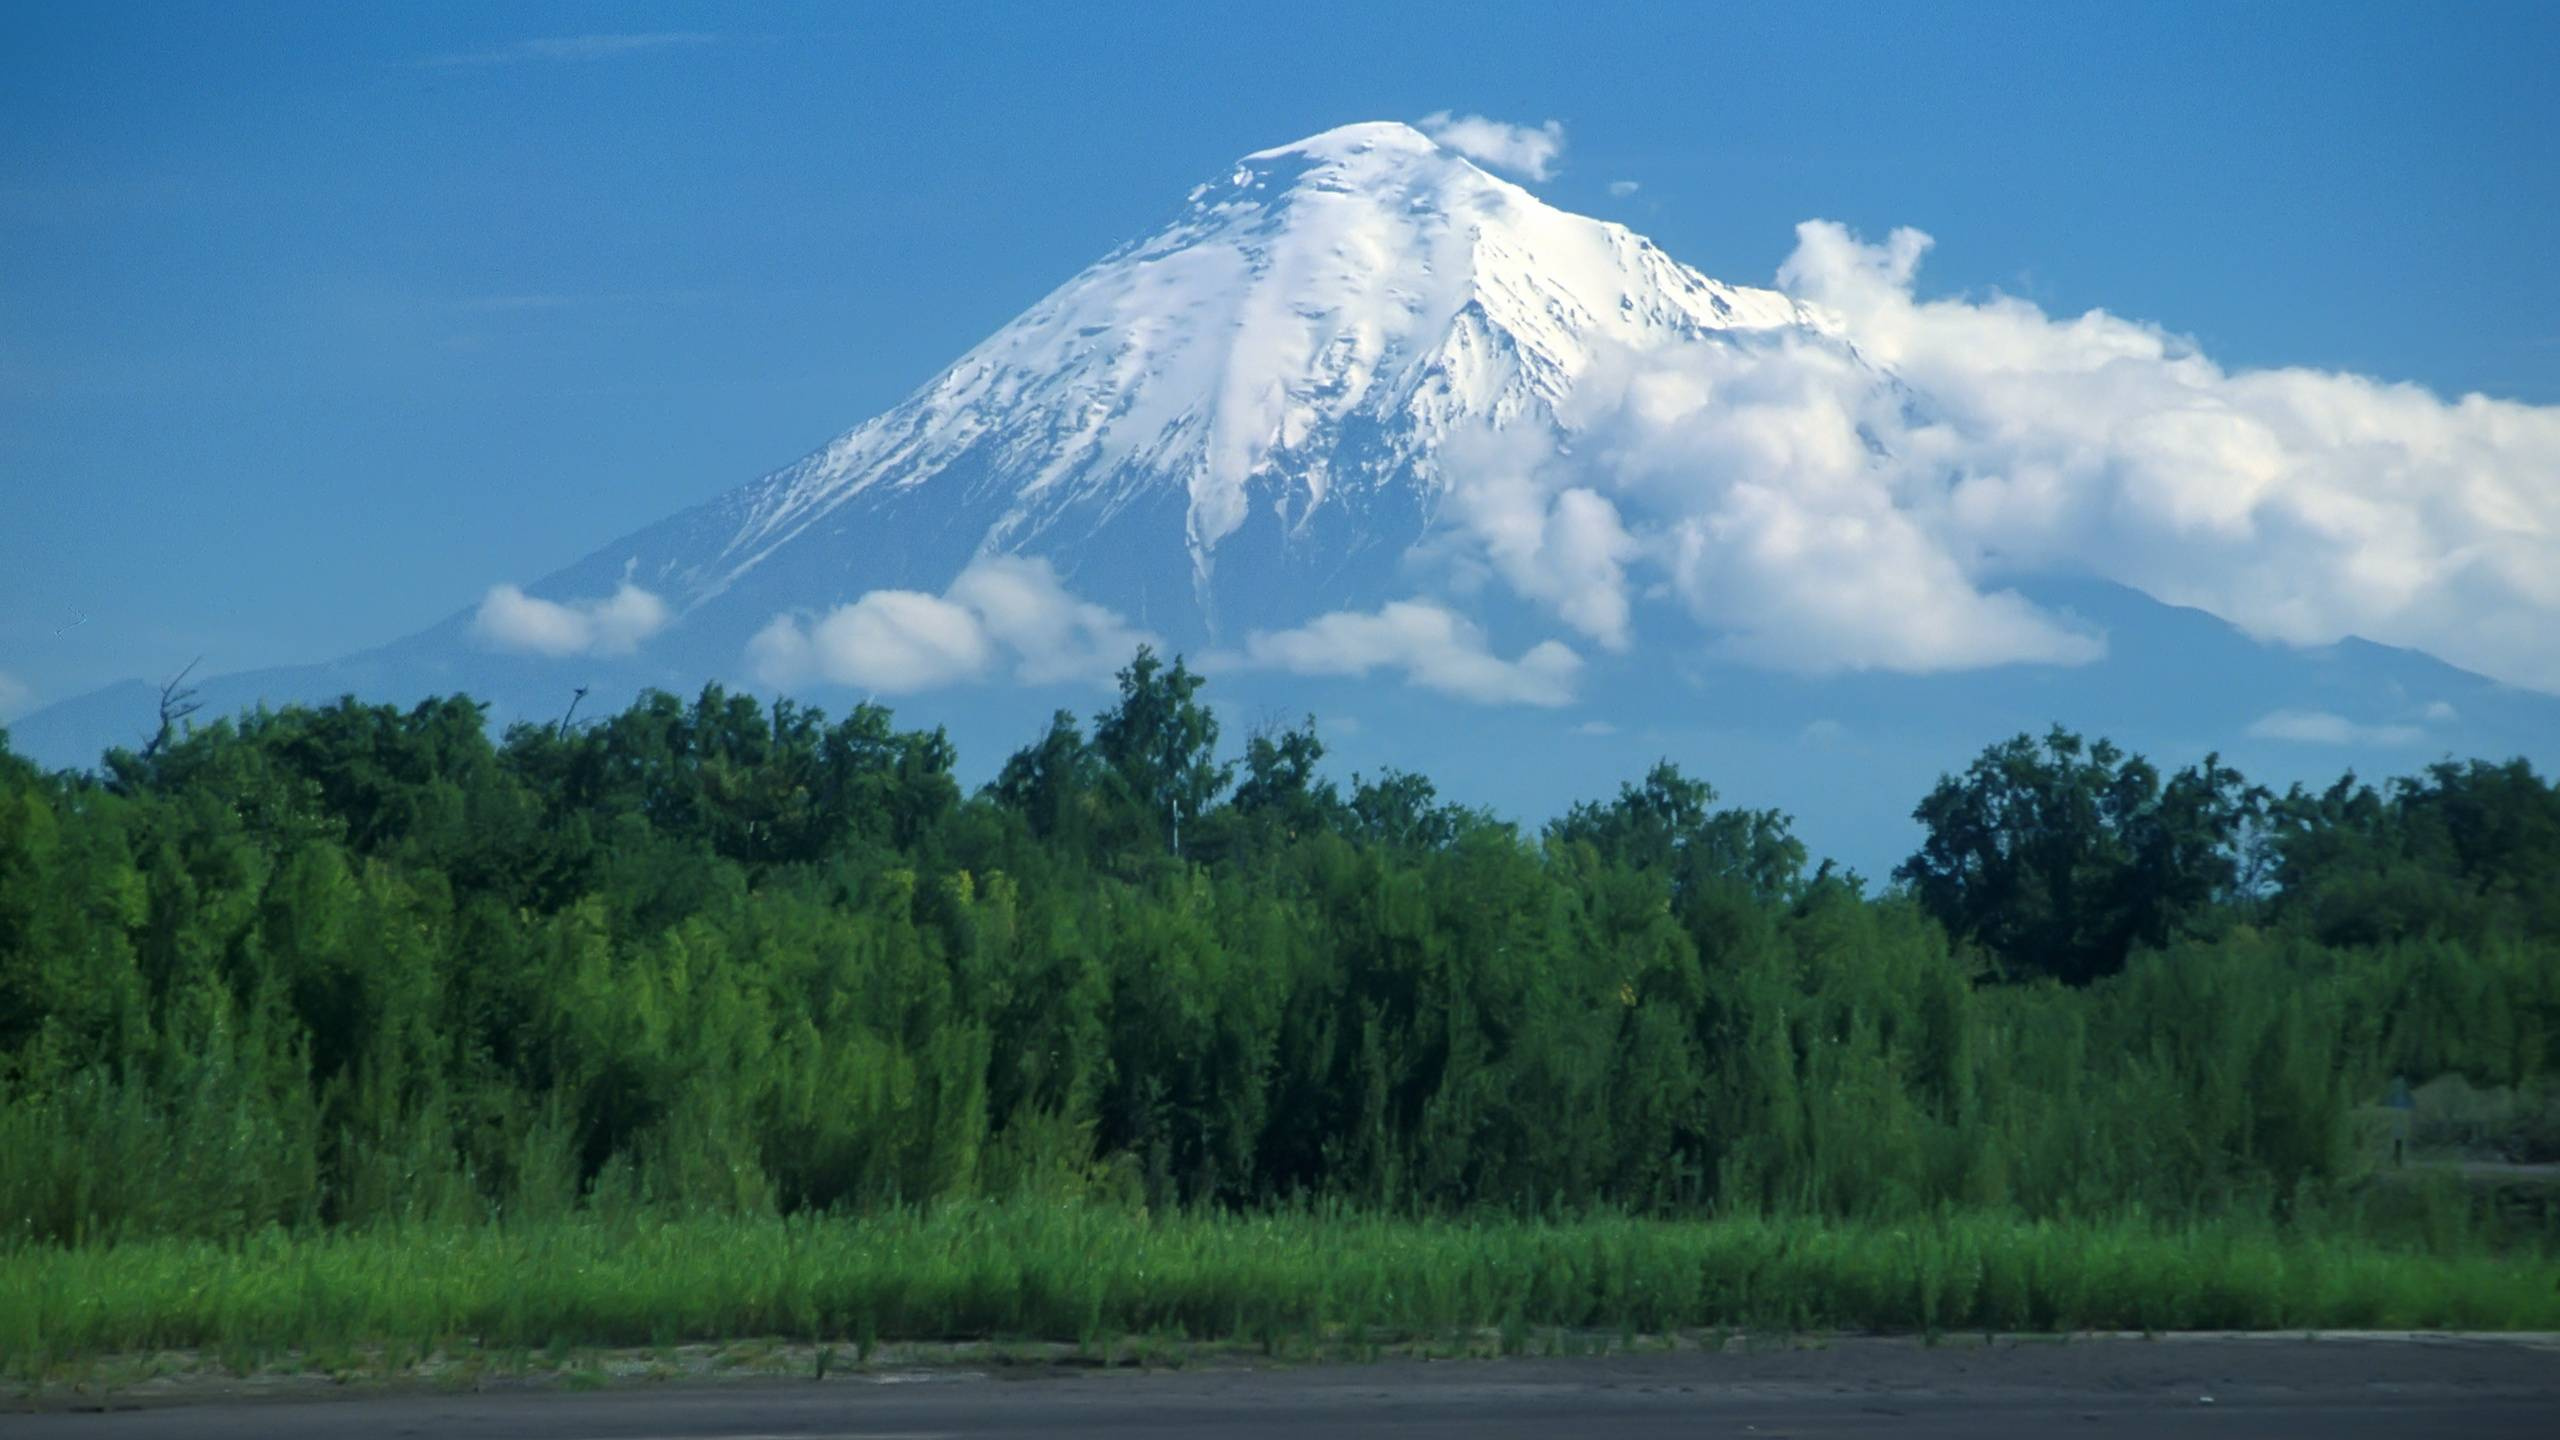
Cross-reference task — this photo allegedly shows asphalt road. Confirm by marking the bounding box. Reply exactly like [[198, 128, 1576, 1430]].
[[12, 1336, 2558, 1439]]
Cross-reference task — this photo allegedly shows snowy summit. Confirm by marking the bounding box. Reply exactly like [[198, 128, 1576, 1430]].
[[659, 120, 1835, 635]]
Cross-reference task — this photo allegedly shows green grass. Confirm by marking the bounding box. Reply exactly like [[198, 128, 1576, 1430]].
[[6, 1201, 2557, 1380]]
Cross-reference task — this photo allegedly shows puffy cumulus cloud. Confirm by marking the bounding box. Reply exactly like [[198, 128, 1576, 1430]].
[[2245, 710, 2424, 747], [1438, 429, 1639, 650], [1421, 221, 2560, 689], [1434, 328, 2101, 674], [1596, 334, 2120, 672], [1241, 600, 1582, 707], [1418, 111, 1565, 180], [1656, 463, 2105, 673], [748, 554, 1150, 694], [748, 590, 990, 694], [470, 581, 670, 658], [1770, 221, 2560, 692], [942, 556, 1152, 685]]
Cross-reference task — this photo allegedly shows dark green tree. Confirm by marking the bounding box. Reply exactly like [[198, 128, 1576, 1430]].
[[1896, 727, 2259, 984], [1226, 716, 1344, 844], [2269, 758, 2560, 946], [991, 709, 1101, 847], [1547, 760, 1806, 904], [1087, 647, 1231, 858], [1344, 768, 1466, 851]]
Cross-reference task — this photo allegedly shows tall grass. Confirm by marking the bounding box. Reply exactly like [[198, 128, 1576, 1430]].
[[6, 1203, 2556, 1375]]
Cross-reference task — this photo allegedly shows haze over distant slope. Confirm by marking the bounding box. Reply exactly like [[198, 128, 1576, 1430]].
[[16, 121, 2557, 872]]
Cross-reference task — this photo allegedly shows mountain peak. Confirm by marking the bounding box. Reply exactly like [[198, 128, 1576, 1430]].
[[1212, 118, 1521, 228], [1243, 119, 1443, 165], [683, 125, 1822, 616]]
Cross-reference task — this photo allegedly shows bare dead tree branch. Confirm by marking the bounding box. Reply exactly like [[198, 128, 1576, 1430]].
[[557, 685, 591, 741], [1246, 703, 1294, 748], [141, 657, 203, 761]]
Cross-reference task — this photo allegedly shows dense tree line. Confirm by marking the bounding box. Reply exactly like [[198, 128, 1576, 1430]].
[[1, 650, 2553, 1245]]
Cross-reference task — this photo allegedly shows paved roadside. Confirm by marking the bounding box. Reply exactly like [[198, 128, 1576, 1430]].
[[11, 1334, 2559, 1439]]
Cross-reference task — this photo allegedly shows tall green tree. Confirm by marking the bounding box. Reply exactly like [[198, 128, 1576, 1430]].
[[991, 710, 1101, 848], [1344, 768, 1467, 852], [1896, 727, 2259, 984], [1088, 647, 1231, 858], [3, 664, 2547, 1241], [1547, 760, 1806, 904], [1217, 715, 1344, 855], [2270, 759, 2560, 946]]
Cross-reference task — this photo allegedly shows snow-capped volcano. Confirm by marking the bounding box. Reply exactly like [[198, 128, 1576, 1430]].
[[666, 120, 1829, 629], [19, 118, 2557, 876]]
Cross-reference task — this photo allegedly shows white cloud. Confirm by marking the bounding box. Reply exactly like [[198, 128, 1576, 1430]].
[[423, 33, 719, 67], [1764, 221, 2560, 692], [470, 581, 670, 658], [1417, 111, 1566, 180], [2423, 700, 2459, 723], [1574, 720, 1618, 736], [1607, 180, 1641, 198], [0, 670, 29, 720], [748, 554, 1151, 694], [1660, 469, 2106, 673], [1412, 220, 2560, 688], [749, 590, 991, 694], [2246, 710, 2425, 747], [1434, 329, 2103, 674], [1241, 600, 1582, 707], [1439, 428, 1639, 650], [944, 555, 1152, 685]]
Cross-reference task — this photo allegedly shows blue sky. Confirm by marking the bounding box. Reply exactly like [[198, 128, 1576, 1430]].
[[3, 0, 2555, 719]]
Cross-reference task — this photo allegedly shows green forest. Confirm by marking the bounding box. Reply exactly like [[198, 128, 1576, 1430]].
[[4, 649, 2558, 1365]]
